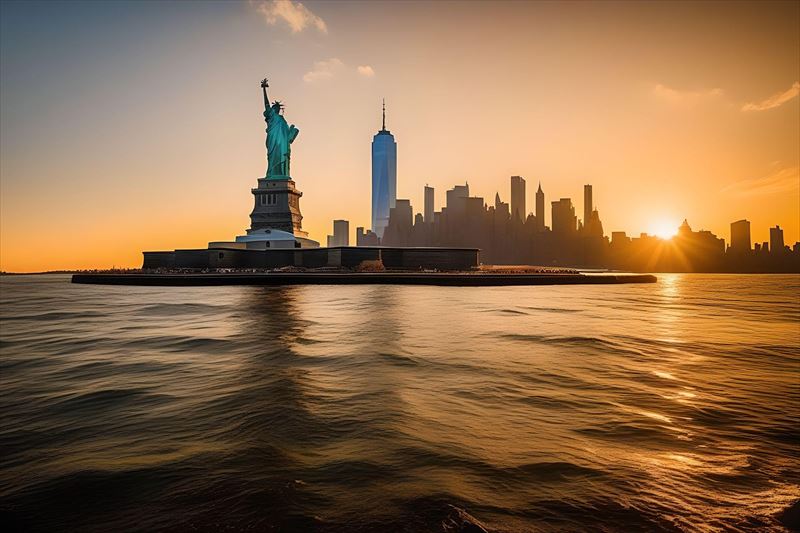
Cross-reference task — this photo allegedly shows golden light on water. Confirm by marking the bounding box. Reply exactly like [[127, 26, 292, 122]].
[[1, 273, 799, 530]]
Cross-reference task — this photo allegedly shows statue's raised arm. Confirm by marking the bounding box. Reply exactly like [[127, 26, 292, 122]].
[[261, 78, 271, 110]]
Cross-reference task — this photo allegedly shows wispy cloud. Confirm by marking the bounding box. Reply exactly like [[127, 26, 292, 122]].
[[652, 83, 723, 104], [252, 0, 327, 34], [357, 65, 375, 78], [741, 82, 800, 112], [303, 60, 375, 83], [303, 58, 343, 83], [722, 165, 800, 196]]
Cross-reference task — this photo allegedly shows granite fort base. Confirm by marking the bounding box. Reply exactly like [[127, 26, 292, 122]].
[[142, 246, 480, 271]]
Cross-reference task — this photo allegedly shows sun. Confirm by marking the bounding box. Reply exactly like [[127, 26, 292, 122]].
[[651, 221, 678, 240]]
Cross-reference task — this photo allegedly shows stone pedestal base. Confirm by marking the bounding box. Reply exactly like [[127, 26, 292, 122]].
[[245, 176, 318, 248], [249, 177, 306, 234]]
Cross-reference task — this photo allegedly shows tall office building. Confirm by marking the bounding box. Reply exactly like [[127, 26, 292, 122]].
[[424, 185, 434, 223], [583, 184, 592, 227], [371, 99, 397, 238], [510, 176, 526, 222], [465, 197, 485, 219], [770, 225, 784, 254], [446, 183, 470, 218], [381, 199, 414, 246], [730, 219, 751, 252], [391, 200, 413, 229], [328, 219, 349, 247], [551, 198, 577, 236], [535, 182, 545, 231]]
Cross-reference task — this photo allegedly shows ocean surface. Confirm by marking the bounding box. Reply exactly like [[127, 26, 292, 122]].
[[1, 274, 798, 532]]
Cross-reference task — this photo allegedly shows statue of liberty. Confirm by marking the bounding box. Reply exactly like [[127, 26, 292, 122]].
[[261, 78, 299, 179]]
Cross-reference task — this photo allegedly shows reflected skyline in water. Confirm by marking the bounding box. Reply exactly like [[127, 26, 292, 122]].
[[1, 274, 798, 531]]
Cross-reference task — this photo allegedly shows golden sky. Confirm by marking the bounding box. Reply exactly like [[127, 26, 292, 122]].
[[1, 0, 798, 272]]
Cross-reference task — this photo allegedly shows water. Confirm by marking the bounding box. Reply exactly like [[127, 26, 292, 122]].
[[1, 274, 798, 532]]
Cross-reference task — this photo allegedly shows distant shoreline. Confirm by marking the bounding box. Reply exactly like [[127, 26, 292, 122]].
[[1, 269, 144, 276], [1, 271, 101, 276], [70, 271, 658, 286], [3, 268, 798, 276]]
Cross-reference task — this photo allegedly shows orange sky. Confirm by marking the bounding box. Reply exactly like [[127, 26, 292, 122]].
[[1, 0, 798, 272]]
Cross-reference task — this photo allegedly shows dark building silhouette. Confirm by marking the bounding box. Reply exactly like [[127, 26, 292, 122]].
[[674, 219, 725, 270], [495, 193, 510, 219], [382, 199, 413, 245], [770, 225, 785, 254], [511, 176, 526, 223], [583, 184, 592, 229], [730, 219, 751, 252], [535, 182, 545, 232], [552, 198, 577, 236], [424, 185, 434, 223], [583, 210, 604, 238], [446, 183, 469, 218], [581, 186, 604, 240]]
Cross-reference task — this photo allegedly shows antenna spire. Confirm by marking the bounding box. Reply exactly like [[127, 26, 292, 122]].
[[382, 98, 386, 130]]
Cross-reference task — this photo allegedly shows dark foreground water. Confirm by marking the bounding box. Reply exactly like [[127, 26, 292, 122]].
[[1, 274, 798, 532]]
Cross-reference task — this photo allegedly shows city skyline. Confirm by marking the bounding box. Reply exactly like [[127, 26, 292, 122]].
[[1, 0, 798, 271], [370, 175, 798, 272]]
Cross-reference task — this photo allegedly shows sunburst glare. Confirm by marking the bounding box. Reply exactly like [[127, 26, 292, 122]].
[[651, 221, 679, 240]]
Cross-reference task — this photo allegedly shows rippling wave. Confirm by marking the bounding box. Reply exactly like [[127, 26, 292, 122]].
[[1, 274, 798, 532]]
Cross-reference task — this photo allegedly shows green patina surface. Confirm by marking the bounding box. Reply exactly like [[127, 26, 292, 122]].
[[261, 78, 299, 179]]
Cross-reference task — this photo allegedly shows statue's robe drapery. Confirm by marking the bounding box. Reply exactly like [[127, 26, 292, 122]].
[[264, 106, 299, 178]]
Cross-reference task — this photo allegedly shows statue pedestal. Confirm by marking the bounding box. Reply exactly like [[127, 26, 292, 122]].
[[242, 176, 319, 248]]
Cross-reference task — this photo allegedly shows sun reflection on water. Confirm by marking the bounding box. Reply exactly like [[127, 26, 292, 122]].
[[0, 274, 798, 531]]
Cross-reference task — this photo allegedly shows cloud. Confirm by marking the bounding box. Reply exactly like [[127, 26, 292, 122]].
[[652, 83, 723, 104], [722, 166, 800, 197], [303, 58, 344, 83], [252, 0, 327, 34], [741, 81, 800, 112], [303, 60, 375, 83], [357, 65, 375, 78]]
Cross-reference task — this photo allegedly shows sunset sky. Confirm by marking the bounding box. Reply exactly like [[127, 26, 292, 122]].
[[1, 0, 798, 272]]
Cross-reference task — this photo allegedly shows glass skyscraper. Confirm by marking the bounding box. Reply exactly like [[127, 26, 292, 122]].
[[371, 100, 397, 238]]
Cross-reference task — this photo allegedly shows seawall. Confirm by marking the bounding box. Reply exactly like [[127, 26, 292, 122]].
[[71, 272, 657, 286]]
